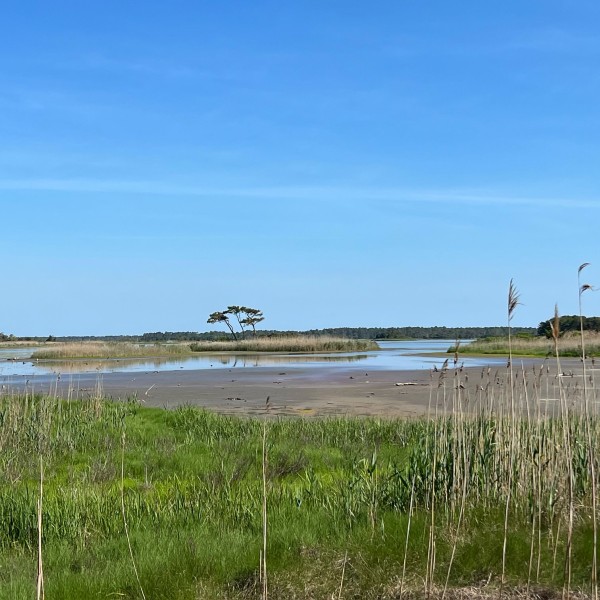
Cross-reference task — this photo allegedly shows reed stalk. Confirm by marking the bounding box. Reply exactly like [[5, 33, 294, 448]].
[[550, 306, 574, 600], [262, 420, 269, 600], [500, 279, 520, 599], [36, 456, 44, 600], [400, 474, 416, 599], [579, 263, 597, 600], [121, 432, 147, 600], [337, 550, 348, 600]]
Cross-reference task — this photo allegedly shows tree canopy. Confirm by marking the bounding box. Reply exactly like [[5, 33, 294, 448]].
[[207, 306, 264, 339], [537, 315, 600, 338]]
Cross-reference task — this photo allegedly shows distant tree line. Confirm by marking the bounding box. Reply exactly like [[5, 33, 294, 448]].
[[137, 325, 537, 341], [298, 326, 537, 339], [2, 325, 543, 343], [2, 334, 146, 343], [537, 315, 600, 338]]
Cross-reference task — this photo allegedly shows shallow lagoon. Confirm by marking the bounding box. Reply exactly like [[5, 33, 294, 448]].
[[0, 340, 505, 379]]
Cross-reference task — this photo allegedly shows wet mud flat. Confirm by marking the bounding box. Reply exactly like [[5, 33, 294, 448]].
[[2, 358, 590, 418]]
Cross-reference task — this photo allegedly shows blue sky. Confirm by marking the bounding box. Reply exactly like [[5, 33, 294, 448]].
[[2, 1, 599, 335]]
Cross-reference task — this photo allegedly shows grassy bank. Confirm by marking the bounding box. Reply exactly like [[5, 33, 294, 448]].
[[29, 337, 378, 360], [450, 331, 600, 356], [0, 356, 598, 599], [31, 341, 195, 360], [190, 335, 379, 353]]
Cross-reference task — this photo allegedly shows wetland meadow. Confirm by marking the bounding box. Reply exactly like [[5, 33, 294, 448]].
[[0, 326, 599, 599]]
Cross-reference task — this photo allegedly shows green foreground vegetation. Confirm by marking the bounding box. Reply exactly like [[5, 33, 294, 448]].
[[0, 362, 598, 599]]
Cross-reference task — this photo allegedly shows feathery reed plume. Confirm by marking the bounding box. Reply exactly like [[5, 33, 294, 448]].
[[579, 262, 591, 275], [453, 339, 461, 367], [507, 279, 521, 321], [550, 304, 560, 351], [506, 279, 521, 369], [438, 358, 449, 387]]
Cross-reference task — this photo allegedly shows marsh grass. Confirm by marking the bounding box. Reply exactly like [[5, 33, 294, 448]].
[[31, 341, 194, 360], [0, 340, 45, 347], [29, 337, 378, 360], [452, 331, 600, 357], [190, 335, 379, 353], [2, 263, 599, 599]]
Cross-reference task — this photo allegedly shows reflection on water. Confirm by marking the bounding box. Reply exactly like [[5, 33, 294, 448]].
[[19, 353, 370, 375], [0, 347, 38, 359], [0, 340, 505, 378]]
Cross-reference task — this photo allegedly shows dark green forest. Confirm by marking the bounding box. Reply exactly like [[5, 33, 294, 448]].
[[299, 326, 536, 339], [537, 315, 600, 337]]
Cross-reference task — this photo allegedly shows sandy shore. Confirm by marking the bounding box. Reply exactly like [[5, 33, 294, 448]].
[[4, 357, 588, 417]]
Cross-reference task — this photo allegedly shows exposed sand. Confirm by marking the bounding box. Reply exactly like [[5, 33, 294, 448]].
[[6, 357, 589, 417]]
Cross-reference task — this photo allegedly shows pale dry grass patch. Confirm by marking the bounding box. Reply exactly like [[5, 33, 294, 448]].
[[0, 340, 45, 347], [190, 336, 378, 353], [31, 341, 193, 359]]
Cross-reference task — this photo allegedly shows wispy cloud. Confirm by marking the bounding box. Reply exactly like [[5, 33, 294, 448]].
[[1, 177, 599, 209]]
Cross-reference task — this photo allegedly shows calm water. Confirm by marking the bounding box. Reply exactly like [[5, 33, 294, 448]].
[[0, 340, 504, 379]]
